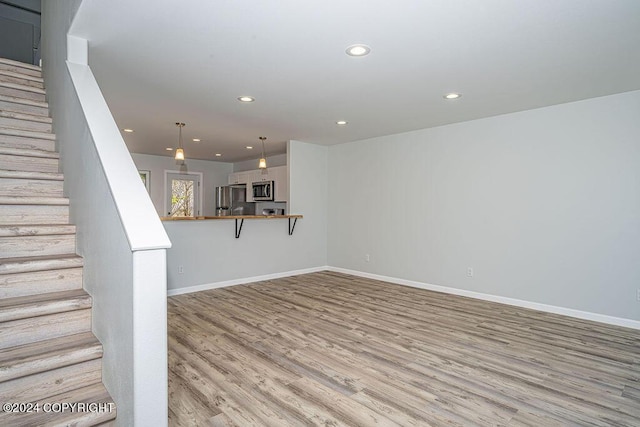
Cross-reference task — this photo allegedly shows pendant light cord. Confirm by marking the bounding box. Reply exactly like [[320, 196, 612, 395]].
[[177, 122, 185, 150]]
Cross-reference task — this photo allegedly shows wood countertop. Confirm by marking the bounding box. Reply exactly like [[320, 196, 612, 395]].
[[161, 214, 303, 221]]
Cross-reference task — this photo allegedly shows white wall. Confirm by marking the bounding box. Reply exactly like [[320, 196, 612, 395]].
[[233, 153, 287, 172], [131, 153, 232, 216], [165, 140, 327, 293], [328, 90, 640, 322], [288, 140, 327, 242]]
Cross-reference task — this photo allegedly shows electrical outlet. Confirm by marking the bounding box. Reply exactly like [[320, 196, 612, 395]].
[[365, 254, 370, 262], [467, 267, 474, 277], [178, 265, 184, 274]]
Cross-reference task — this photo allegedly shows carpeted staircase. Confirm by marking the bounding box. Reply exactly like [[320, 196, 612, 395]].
[[0, 57, 116, 427]]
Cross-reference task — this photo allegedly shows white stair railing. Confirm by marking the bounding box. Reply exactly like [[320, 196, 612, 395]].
[[41, 14, 171, 425]]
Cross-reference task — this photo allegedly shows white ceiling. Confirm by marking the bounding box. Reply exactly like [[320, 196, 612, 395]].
[[69, 0, 640, 163]]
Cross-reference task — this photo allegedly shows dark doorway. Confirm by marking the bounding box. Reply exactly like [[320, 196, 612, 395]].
[[0, 0, 41, 65]]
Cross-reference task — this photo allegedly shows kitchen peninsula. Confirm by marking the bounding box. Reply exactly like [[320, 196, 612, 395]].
[[161, 214, 303, 238], [159, 140, 326, 296]]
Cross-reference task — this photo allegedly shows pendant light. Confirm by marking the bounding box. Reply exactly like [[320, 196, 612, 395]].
[[175, 122, 185, 161], [258, 136, 267, 169]]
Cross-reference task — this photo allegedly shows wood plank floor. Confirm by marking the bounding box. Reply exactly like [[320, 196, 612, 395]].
[[167, 271, 640, 426]]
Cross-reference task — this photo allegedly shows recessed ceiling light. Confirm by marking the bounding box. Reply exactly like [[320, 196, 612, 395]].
[[165, 147, 173, 151], [237, 96, 255, 102], [246, 146, 253, 149], [192, 138, 201, 142], [346, 44, 371, 57], [122, 128, 134, 133], [444, 93, 461, 100], [215, 153, 222, 157], [336, 120, 348, 125]]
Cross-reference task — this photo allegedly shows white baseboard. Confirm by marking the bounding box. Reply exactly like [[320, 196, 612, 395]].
[[167, 265, 640, 330], [327, 266, 640, 330], [167, 266, 329, 296]]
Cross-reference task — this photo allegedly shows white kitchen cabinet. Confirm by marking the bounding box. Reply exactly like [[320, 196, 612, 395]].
[[248, 169, 264, 184], [228, 171, 248, 185], [269, 166, 288, 202], [254, 169, 271, 182], [227, 171, 252, 200], [227, 165, 288, 203]]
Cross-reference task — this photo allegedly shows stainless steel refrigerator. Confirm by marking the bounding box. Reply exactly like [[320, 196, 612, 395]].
[[215, 185, 249, 216]]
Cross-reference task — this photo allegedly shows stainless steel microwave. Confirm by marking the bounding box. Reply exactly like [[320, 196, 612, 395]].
[[252, 180, 274, 201]]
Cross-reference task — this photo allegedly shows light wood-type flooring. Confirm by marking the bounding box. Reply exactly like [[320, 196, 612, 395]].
[[167, 271, 640, 426]]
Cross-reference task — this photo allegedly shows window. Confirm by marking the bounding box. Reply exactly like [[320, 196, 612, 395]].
[[165, 172, 202, 217], [138, 170, 150, 192]]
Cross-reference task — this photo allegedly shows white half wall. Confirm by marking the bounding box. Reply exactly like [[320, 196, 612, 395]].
[[42, 2, 170, 425], [164, 140, 327, 291], [328, 90, 640, 322], [131, 153, 232, 216]]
